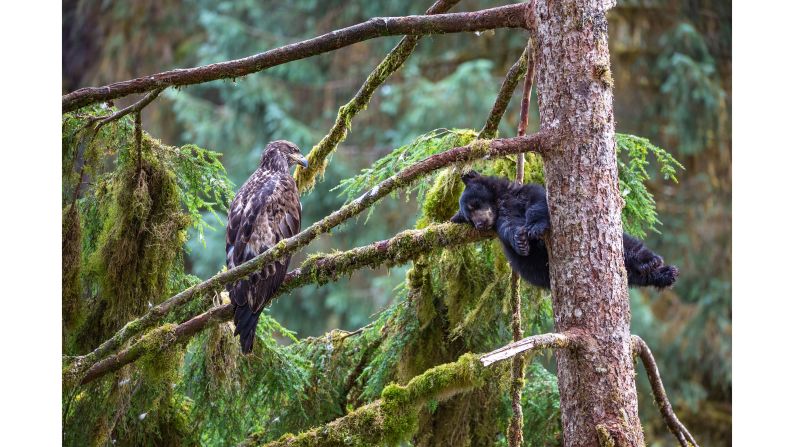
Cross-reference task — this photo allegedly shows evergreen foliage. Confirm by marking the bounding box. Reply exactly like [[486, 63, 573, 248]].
[[616, 133, 684, 237], [62, 109, 679, 445], [656, 23, 727, 155], [62, 107, 233, 445], [62, 0, 730, 444]]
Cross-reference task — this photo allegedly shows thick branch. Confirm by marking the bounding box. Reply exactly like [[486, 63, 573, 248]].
[[295, 0, 462, 193], [480, 332, 571, 367], [62, 4, 529, 112], [632, 336, 700, 447], [65, 132, 547, 383], [249, 332, 567, 447], [74, 223, 495, 385], [256, 353, 490, 447]]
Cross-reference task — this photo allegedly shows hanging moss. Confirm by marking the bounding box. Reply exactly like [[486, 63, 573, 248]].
[[116, 383, 198, 447], [82, 135, 191, 348], [294, 32, 430, 194], [416, 168, 464, 228], [62, 108, 233, 447], [63, 205, 82, 335], [203, 322, 241, 393]]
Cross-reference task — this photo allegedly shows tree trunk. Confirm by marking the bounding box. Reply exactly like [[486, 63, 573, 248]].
[[533, 0, 644, 445]]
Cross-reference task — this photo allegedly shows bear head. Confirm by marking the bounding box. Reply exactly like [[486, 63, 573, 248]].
[[450, 171, 497, 230]]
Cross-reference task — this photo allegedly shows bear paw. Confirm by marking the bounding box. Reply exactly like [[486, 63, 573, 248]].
[[512, 230, 530, 256], [636, 254, 664, 274], [652, 265, 679, 289], [525, 222, 548, 240]]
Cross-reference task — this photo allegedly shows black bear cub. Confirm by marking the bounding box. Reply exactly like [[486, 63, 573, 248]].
[[450, 171, 678, 289]]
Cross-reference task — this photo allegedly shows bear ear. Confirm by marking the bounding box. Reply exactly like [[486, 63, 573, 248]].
[[450, 210, 467, 223], [461, 170, 480, 185]]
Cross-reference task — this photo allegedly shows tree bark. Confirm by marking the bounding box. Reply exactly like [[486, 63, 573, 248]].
[[533, 0, 644, 445]]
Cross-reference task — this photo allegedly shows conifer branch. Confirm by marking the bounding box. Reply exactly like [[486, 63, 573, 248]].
[[632, 335, 700, 447], [62, 3, 529, 112], [507, 36, 535, 447], [64, 133, 547, 384], [251, 353, 491, 447], [73, 223, 495, 386], [246, 332, 568, 447], [295, 0, 463, 193]]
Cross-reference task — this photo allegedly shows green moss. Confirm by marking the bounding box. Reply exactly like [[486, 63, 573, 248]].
[[62, 205, 82, 335], [261, 353, 490, 447], [139, 323, 181, 384], [416, 168, 464, 228], [407, 260, 435, 329], [295, 38, 421, 194], [596, 424, 617, 447], [487, 151, 546, 184], [62, 108, 232, 447], [78, 135, 191, 349], [468, 138, 492, 162]]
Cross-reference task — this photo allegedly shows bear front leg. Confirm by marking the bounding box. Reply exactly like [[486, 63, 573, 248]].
[[497, 215, 530, 256], [623, 234, 678, 288], [524, 202, 550, 240], [623, 234, 663, 273]]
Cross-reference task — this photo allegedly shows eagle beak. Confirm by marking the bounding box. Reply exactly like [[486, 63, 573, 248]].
[[291, 153, 309, 168]]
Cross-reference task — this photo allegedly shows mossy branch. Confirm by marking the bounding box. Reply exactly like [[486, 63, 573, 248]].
[[507, 36, 535, 447], [479, 48, 528, 139], [62, 3, 529, 112], [71, 223, 495, 386], [86, 88, 165, 133], [507, 271, 526, 447], [254, 353, 490, 447], [250, 333, 569, 447], [295, 0, 462, 193], [65, 132, 547, 384], [632, 336, 699, 447]]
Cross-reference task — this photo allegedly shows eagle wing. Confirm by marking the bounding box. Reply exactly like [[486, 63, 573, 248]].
[[226, 171, 301, 314]]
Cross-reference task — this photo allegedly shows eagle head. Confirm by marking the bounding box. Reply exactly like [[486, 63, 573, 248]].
[[259, 140, 308, 172]]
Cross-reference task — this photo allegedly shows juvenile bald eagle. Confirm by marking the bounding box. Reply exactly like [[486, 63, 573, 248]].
[[226, 140, 307, 353]]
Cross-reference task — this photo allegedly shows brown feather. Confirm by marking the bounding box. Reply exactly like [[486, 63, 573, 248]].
[[225, 156, 302, 345]]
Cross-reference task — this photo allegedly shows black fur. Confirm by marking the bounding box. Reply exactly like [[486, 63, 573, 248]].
[[450, 171, 678, 289]]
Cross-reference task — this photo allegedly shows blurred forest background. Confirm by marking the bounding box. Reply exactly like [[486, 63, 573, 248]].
[[63, 0, 730, 445]]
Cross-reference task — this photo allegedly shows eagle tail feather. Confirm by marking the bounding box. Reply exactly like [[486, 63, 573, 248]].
[[233, 305, 260, 354]]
